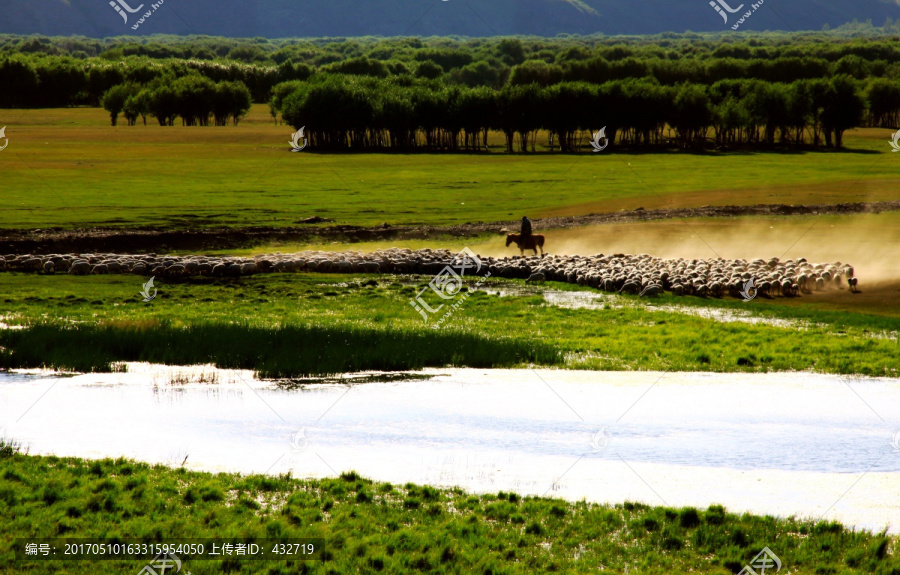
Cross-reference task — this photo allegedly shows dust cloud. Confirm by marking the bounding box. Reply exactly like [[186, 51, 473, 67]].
[[479, 213, 900, 283]]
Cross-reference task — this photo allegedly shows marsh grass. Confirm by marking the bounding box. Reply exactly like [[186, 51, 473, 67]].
[[0, 453, 897, 574], [165, 368, 220, 385], [0, 322, 561, 377], [0, 272, 898, 376], [0, 438, 25, 458]]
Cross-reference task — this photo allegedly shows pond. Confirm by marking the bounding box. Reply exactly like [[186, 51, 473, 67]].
[[2, 365, 898, 533]]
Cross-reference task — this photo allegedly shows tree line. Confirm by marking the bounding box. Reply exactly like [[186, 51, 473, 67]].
[[101, 74, 251, 126], [4, 31, 900, 109], [5, 24, 900, 65], [0, 56, 289, 108], [274, 74, 893, 152]]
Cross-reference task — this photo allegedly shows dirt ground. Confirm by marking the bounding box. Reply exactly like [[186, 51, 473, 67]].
[[1, 200, 898, 255]]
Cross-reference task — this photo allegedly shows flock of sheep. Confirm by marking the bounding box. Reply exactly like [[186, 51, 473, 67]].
[[514, 252, 858, 297], [0, 249, 857, 298]]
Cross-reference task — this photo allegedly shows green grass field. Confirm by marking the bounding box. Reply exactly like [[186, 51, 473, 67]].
[[1, 272, 897, 377], [2, 102, 900, 575], [0, 106, 898, 230], [1, 450, 897, 575]]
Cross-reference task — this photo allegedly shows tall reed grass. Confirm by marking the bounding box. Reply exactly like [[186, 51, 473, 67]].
[[0, 322, 561, 377]]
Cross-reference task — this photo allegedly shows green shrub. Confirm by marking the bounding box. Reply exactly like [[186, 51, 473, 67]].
[[524, 521, 544, 535], [680, 507, 701, 528]]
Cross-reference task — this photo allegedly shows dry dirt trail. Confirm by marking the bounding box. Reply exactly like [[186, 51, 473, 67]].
[[1, 200, 898, 255]]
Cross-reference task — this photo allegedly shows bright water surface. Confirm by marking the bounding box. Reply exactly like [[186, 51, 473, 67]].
[[2, 365, 899, 532]]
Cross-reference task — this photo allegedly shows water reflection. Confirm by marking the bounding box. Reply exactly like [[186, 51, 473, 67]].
[[1, 364, 898, 532]]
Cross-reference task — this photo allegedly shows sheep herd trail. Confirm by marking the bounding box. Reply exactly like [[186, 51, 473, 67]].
[[0, 248, 858, 299]]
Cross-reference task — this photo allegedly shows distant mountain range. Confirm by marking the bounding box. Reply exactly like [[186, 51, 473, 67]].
[[2, 0, 900, 37]]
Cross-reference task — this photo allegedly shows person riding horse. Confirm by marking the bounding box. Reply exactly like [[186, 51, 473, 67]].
[[506, 216, 545, 256]]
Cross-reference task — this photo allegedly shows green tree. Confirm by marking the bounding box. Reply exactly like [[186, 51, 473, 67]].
[[822, 75, 865, 148], [146, 82, 179, 126], [87, 66, 125, 107], [415, 61, 444, 80], [213, 81, 252, 126], [122, 90, 150, 126], [326, 57, 389, 78], [496, 39, 526, 67], [671, 84, 712, 149], [510, 60, 564, 87], [173, 75, 217, 126], [0, 59, 39, 108], [450, 60, 509, 89], [227, 45, 268, 63], [268, 80, 307, 125], [543, 82, 593, 152], [458, 86, 496, 151], [101, 84, 135, 126], [866, 78, 900, 127]]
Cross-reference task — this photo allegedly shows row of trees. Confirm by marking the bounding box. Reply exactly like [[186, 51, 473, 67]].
[[101, 74, 251, 126], [0, 56, 291, 108], [5, 31, 900, 108], [5, 51, 900, 110], [6, 25, 900, 64], [274, 75, 888, 152]]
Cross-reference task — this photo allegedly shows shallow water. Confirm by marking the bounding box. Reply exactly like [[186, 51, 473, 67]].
[[2, 365, 899, 532], [478, 288, 803, 328]]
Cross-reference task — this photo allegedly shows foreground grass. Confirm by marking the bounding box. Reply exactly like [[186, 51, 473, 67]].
[[0, 106, 898, 230], [0, 273, 897, 377], [0, 450, 897, 575], [0, 323, 560, 377]]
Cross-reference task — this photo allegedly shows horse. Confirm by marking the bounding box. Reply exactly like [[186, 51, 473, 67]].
[[506, 233, 545, 257]]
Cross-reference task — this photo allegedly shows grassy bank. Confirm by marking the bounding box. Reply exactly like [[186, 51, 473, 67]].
[[0, 273, 897, 377], [0, 323, 560, 378], [1, 106, 898, 230], [0, 450, 897, 575]]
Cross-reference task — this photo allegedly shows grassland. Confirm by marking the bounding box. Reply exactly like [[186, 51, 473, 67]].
[[0, 106, 898, 230], [0, 449, 897, 575], [0, 272, 897, 377]]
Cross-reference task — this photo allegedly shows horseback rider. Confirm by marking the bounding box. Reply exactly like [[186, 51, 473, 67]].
[[520, 216, 532, 238], [506, 216, 544, 256]]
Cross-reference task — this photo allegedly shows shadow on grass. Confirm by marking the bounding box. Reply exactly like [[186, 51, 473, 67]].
[[0, 322, 561, 377]]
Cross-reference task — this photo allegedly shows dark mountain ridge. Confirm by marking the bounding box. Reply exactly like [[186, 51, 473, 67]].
[[2, 0, 900, 38]]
